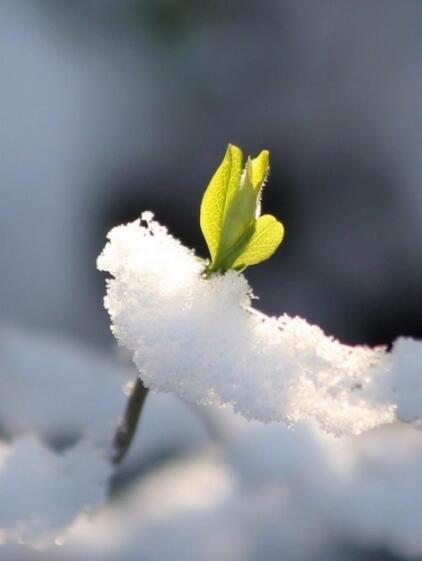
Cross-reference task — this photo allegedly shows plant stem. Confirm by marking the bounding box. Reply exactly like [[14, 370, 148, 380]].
[[112, 377, 149, 465]]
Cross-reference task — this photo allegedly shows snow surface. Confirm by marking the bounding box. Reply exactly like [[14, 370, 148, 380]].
[[0, 437, 111, 547], [6, 419, 422, 561], [1, 321, 422, 560], [97, 213, 422, 436], [0, 326, 133, 546]]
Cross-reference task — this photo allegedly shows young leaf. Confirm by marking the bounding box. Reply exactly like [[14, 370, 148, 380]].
[[200, 144, 243, 264], [249, 149, 269, 192], [249, 149, 269, 218], [200, 144, 283, 274], [217, 157, 262, 261], [231, 214, 284, 269]]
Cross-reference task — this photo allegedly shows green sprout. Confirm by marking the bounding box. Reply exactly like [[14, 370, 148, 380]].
[[200, 144, 284, 275]]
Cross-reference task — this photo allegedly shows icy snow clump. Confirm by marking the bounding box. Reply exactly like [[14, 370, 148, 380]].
[[97, 213, 422, 436]]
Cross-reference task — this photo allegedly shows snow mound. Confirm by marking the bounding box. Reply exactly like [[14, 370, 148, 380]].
[[97, 213, 422, 436]]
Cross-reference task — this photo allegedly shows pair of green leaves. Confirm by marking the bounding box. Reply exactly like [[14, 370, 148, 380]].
[[200, 144, 284, 275]]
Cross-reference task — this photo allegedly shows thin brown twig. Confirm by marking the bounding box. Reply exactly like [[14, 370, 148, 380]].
[[112, 377, 149, 465]]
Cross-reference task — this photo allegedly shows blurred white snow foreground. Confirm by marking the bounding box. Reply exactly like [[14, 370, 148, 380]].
[[97, 212, 422, 437], [0, 437, 111, 547], [0, 324, 206, 549], [0, 326, 132, 547]]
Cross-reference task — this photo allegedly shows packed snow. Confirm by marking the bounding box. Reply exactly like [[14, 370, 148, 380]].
[[97, 213, 422, 436]]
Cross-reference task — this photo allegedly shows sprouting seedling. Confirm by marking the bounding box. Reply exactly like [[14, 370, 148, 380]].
[[200, 144, 284, 275], [110, 144, 284, 465]]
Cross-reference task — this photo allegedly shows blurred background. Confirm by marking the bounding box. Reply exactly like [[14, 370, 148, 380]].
[[2, 1, 422, 560]]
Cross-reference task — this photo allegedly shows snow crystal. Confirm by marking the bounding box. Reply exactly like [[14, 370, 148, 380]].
[[0, 437, 111, 547], [97, 214, 422, 436]]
